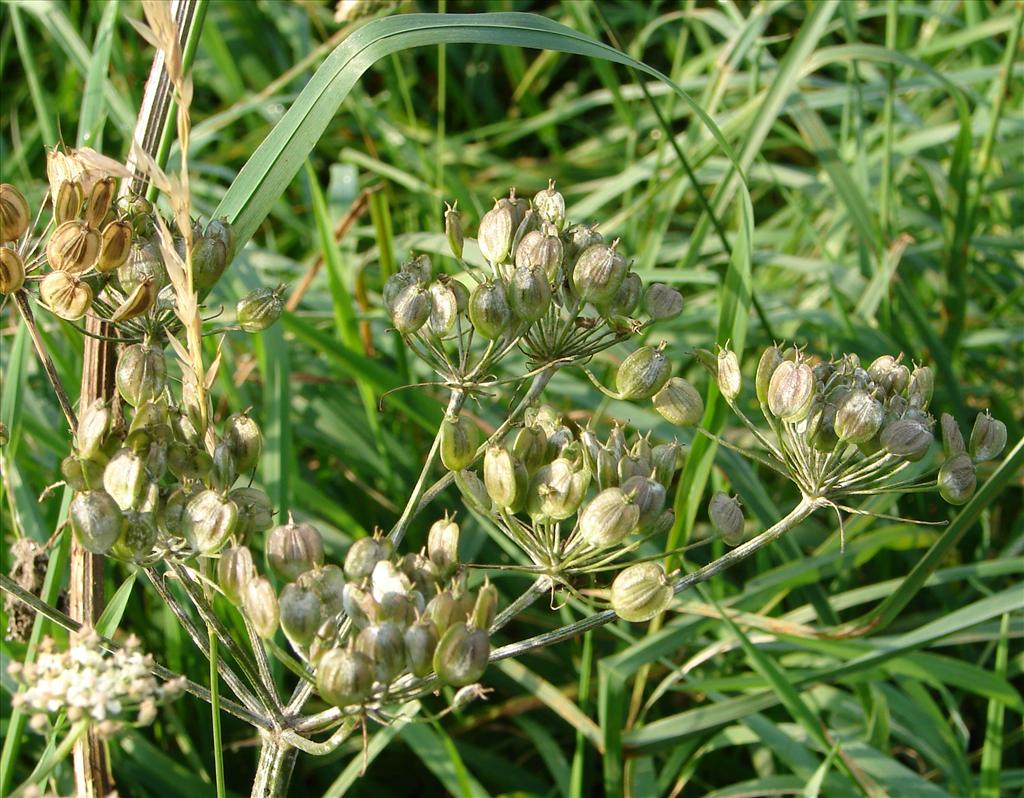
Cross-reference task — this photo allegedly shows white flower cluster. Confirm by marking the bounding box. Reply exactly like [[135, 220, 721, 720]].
[[8, 629, 185, 734]]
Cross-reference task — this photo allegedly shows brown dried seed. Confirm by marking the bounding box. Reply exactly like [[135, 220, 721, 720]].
[[40, 270, 93, 320], [0, 183, 31, 242], [0, 248, 26, 294], [46, 220, 101, 274], [97, 220, 133, 272], [84, 177, 116, 228], [54, 180, 85, 225]]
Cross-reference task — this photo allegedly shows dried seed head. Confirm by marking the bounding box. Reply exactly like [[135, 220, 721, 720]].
[[0, 248, 26, 294], [0, 183, 30, 242], [755, 346, 784, 406], [716, 348, 742, 402], [643, 283, 684, 320], [940, 413, 965, 458], [242, 577, 279, 638], [53, 180, 85, 226], [317, 648, 374, 707], [834, 390, 884, 444], [47, 220, 101, 274], [937, 453, 976, 505], [880, 417, 934, 461], [579, 487, 640, 548], [268, 522, 325, 581], [433, 622, 489, 687], [110, 278, 157, 323], [478, 201, 514, 265], [533, 179, 566, 230], [616, 344, 672, 401], [116, 344, 167, 408], [709, 492, 744, 546], [653, 377, 704, 427], [183, 490, 239, 555], [969, 412, 1006, 462], [279, 584, 326, 647], [572, 241, 628, 304], [440, 414, 479, 472], [237, 285, 285, 332], [40, 270, 93, 320], [218, 546, 257, 605], [610, 562, 672, 623], [483, 446, 528, 510], [69, 490, 123, 555], [508, 264, 551, 322], [445, 201, 464, 259], [468, 279, 512, 339], [767, 360, 816, 422]]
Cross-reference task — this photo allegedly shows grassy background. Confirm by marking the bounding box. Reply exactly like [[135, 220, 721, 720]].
[[1, 1, 1022, 796]]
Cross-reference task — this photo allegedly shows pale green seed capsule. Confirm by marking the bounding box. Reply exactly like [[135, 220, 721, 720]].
[[755, 346, 784, 406], [298, 564, 347, 618], [62, 454, 105, 491], [454, 469, 491, 514], [653, 377, 703, 427], [709, 492, 744, 546], [223, 412, 263, 473], [103, 448, 147, 510], [268, 522, 325, 581], [468, 279, 512, 339], [391, 284, 431, 334], [183, 490, 238, 555], [512, 424, 549, 473], [356, 622, 406, 683], [572, 241, 627, 304], [526, 458, 587, 521], [342, 582, 379, 629], [533, 179, 565, 230], [834, 390, 884, 444], [483, 446, 528, 510], [616, 344, 672, 401], [426, 591, 459, 636], [908, 366, 934, 408], [228, 487, 274, 541], [471, 578, 498, 630], [579, 487, 640, 549], [237, 285, 285, 333], [939, 413, 965, 458], [602, 272, 642, 318], [116, 344, 166, 408], [218, 545, 256, 605], [69, 490, 123, 555], [383, 271, 422, 314], [433, 622, 489, 687], [118, 236, 168, 295], [478, 201, 514, 265], [343, 536, 391, 581], [651, 442, 684, 487], [880, 417, 933, 461], [642, 283, 683, 320], [716, 348, 742, 402], [75, 399, 111, 458], [444, 201, 464, 260], [610, 562, 672, 622], [428, 516, 460, 577], [969, 412, 1006, 462], [767, 360, 815, 422], [440, 414, 479, 471], [561, 223, 602, 267], [508, 264, 551, 322], [166, 442, 212, 480], [279, 583, 325, 647], [111, 509, 158, 562], [191, 228, 229, 290], [317, 648, 374, 707], [405, 619, 440, 678], [428, 281, 459, 334], [242, 577, 279, 639], [937, 453, 976, 505], [621, 475, 666, 532]]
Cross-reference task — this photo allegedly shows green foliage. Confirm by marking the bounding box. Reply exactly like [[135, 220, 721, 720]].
[[1, 1, 1021, 796]]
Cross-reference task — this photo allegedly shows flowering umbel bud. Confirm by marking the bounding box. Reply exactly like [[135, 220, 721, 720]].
[[938, 453, 976, 505], [616, 344, 672, 400], [237, 285, 285, 332], [469, 279, 513, 339], [242, 577, 279, 639], [610, 562, 673, 622], [445, 201, 464, 259], [440, 415, 479, 471], [268, 522, 325, 581], [478, 200, 514, 265], [317, 648, 374, 707], [653, 377, 703, 427], [708, 492, 744, 546], [69, 490, 123, 555], [767, 360, 815, 422], [0, 183, 30, 242], [716, 348, 741, 401], [969, 412, 1006, 462], [0, 248, 25, 294]]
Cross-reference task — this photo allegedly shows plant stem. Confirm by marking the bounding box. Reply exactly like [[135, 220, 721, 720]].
[[250, 737, 297, 798], [488, 497, 822, 662], [13, 291, 78, 434], [10, 720, 89, 798], [209, 632, 227, 798]]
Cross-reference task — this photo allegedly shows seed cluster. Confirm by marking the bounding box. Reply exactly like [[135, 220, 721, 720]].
[[218, 516, 497, 710], [8, 629, 185, 734], [384, 181, 684, 389]]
